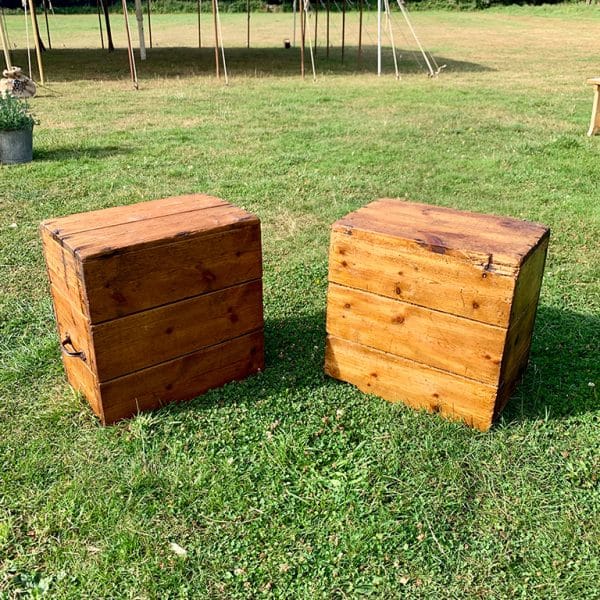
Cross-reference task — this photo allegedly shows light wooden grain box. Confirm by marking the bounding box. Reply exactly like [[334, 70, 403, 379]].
[[324, 199, 549, 431], [41, 194, 264, 424]]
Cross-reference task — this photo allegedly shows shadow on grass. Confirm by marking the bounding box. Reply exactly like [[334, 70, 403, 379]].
[[132, 303, 596, 428], [260, 303, 599, 426], [33, 145, 131, 161], [503, 304, 599, 424], [11, 46, 493, 82]]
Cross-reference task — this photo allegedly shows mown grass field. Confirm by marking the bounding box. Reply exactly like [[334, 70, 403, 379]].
[[1, 6, 599, 598]]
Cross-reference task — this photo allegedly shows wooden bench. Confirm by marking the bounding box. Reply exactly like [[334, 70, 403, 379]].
[[587, 77, 600, 136]]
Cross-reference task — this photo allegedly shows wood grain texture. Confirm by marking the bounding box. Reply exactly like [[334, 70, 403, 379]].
[[81, 222, 262, 323], [100, 330, 264, 424], [335, 199, 549, 269], [41, 194, 227, 237], [40, 226, 87, 315], [325, 335, 497, 431], [329, 228, 516, 327], [324, 199, 550, 430], [326, 283, 506, 384], [58, 205, 258, 261], [41, 195, 265, 424], [509, 237, 549, 323], [90, 280, 263, 382]]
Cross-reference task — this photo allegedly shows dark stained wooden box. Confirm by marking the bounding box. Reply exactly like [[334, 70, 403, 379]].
[[324, 199, 549, 431], [41, 194, 264, 424]]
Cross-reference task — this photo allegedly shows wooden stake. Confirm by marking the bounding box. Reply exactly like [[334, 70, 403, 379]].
[[147, 0, 153, 48], [313, 0, 318, 54], [0, 8, 12, 69], [27, 0, 45, 84], [299, 0, 305, 77], [96, 0, 105, 49], [358, 0, 363, 65], [100, 0, 115, 52], [42, 0, 51, 49], [341, 0, 346, 63], [134, 0, 146, 60], [121, 0, 138, 89], [197, 0, 202, 48], [326, 0, 330, 57], [246, 0, 250, 48], [211, 0, 220, 78], [31, 3, 46, 53]]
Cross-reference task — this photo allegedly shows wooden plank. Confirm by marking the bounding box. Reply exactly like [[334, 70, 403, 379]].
[[50, 283, 97, 376], [498, 301, 537, 398], [509, 236, 549, 323], [100, 330, 264, 424], [62, 347, 104, 421], [61, 205, 258, 261], [41, 194, 228, 237], [90, 280, 263, 381], [40, 226, 87, 315], [82, 222, 262, 323], [324, 335, 497, 431], [329, 228, 516, 327], [326, 283, 506, 384], [335, 199, 549, 268]]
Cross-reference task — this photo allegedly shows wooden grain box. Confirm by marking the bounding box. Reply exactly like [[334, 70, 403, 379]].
[[41, 194, 264, 424], [324, 199, 549, 431]]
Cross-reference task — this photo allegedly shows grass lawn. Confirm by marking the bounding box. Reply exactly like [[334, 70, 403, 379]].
[[1, 5, 599, 598]]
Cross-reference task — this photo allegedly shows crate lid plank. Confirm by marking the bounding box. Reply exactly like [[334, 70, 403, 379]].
[[41, 194, 257, 261], [334, 199, 549, 270]]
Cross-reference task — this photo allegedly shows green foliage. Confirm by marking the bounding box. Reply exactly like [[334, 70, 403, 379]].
[[0, 8, 599, 599], [0, 94, 35, 131]]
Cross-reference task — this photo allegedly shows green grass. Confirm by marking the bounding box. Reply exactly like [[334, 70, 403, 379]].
[[1, 7, 599, 598]]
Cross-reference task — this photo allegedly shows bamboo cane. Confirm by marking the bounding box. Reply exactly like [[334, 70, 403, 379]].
[[246, 0, 250, 48], [147, 0, 153, 48], [358, 0, 363, 65], [42, 0, 51, 49], [299, 0, 305, 77], [27, 0, 45, 84], [96, 0, 105, 49], [100, 0, 115, 52], [0, 8, 12, 69], [197, 0, 202, 48], [326, 0, 329, 57], [313, 0, 318, 54], [211, 0, 220, 78], [341, 0, 346, 63], [121, 0, 138, 89]]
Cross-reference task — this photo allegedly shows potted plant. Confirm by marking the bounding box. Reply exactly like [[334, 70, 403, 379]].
[[0, 94, 35, 165]]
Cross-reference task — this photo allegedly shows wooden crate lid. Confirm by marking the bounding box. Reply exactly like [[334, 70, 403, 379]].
[[41, 194, 259, 261], [333, 199, 549, 269]]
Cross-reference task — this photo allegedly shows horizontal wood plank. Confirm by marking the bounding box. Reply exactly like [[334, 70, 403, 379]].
[[335, 199, 549, 268], [324, 335, 497, 431], [100, 330, 264, 424], [59, 204, 259, 261], [82, 223, 262, 323], [41, 194, 228, 237], [326, 283, 506, 384], [329, 229, 516, 327], [90, 280, 264, 381]]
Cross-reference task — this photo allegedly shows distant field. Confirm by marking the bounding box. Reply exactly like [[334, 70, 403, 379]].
[[1, 6, 599, 599]]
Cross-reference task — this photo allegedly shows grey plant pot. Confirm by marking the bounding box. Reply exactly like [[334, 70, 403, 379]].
[[0, 124, 33, 165]]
